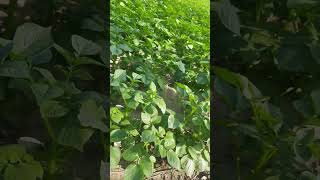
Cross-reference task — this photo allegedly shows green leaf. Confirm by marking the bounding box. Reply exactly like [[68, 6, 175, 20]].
[[132, 72, 142, 80], [58, 81, 81, 95], [151, 116, 161, 124], [158, 127, 166, 138], [123, 144, 144, 161], [188, 146, 198, 160], [134, 92, 144, 103], [141, 112, 151, 124], [119, 44, 133, 52], [310, 43, 320, 64], [110, 129, 127, 142], [0, 43, 12, 61], [110, 107, 124, 124], [124, 164, 144, 180], [0, 145, 27, 163], [203, 150, 210, 162], [28, 48, 52, 65], [0, 61, 30, 79], [311, 89, 320, 115], [168, 114, 179, 129], [214, 0, 240, 35], [18, 136, 43, 147], [71, 68, 94, 80], [214, 66, 263, 100], [176, 61, 185, 73], [164, 132, 176, 150], [4, 162, 43, 180], [149, 156, 156, 163], [12, 23, 53, 57], [110, 45, 122, 55], [308, 142, 320, 158], [299, 171, 316, 180], [71, 35, 101, 55], [277, 44, 315, 72], [113, 69, 126, 81], [139, 156, 154, 177], [150, 82, 157, 92], [110, 146, 121, 169], [78, 100, 107, 132], [57, 125, 94, 151], [40, 100, 68, 118], [167, 150, 181, 170], [294, 128, 314, 161], [82, 17, 104, 32], [287, 0, 317, 8], [31, 83, 64, 105], [33, 67, 56, 85], [154, 97, 166, 114], [176, 143, 187, 157], [141, 130, 156, 142], [196, 73, 209, 85], [159, 145, 167, 158], [197, 155, 209, 172], [53, 44, 75, 65], [184, 158, 195, 177], [75, 57, 106, 67], [265, 176, 280, 180]]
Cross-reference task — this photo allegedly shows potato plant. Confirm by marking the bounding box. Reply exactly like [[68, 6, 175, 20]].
[[110, 0, 210, 179], [0, 1, 108, 179], [213, 0, 320, 179]]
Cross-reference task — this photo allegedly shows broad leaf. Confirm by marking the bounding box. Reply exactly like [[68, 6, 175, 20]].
[[78, 100, 107, 132], [110, 129, 127, 142], [71, 35, 101, 56], [12, 23, 53, 57], [139, 156, 154, 177], [110, 107, 124, 123], [57, 125, 94, 151], [176, 61, 185, 73], [214, 0, 240, 35], [4, 162, 43, 180], [40, 100, 68, 118], [154, 97, 166, 114], [141, 112, 151, 124], [164, 132, 176, 150], [168, 114, 179, 129], [287, 0, 317, 8], [184, 158, 195, 177], [124, 164, 144, 180], [110, 146, 121, 169], [141, 130, 156, 142], [0, 61, 30, 79], [167, 150, 180, 170], [33, 67, 56, 85], [123, 144, 144, 162]]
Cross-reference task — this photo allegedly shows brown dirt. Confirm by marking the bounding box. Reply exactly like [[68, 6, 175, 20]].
[[110, 167, 191, 180]]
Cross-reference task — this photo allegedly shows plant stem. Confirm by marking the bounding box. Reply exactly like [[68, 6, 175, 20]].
[[100, 131, 108, 162], [43, 117, 58, 178], [236, 156, 241, 180], [5, 0, 18, 39]]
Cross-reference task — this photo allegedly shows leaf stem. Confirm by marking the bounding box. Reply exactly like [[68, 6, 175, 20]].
[[43, 117, 58, 178]]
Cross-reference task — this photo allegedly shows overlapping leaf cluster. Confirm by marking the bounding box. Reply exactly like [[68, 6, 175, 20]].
[[213, 0, 320, 179], [110, 0, 210, 179], [0, 8, 107, 180]]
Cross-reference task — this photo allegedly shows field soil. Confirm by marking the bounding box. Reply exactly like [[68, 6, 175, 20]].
[[110, 162, 210, 180]]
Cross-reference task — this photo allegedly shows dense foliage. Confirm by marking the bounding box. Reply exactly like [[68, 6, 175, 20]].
[[213, 0, 320, 179], [110, 0, 210, 179], [0, 1, 107, 179]]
